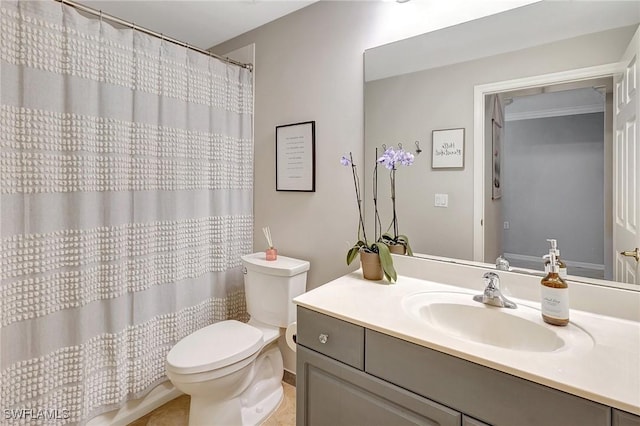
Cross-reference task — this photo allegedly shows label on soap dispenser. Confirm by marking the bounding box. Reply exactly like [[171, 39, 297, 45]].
[[541, 287, 569, 320], [545, 264, 568, 278], [558, 267, 567, 279]]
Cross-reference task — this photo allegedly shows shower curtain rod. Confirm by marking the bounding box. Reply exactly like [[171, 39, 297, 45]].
[[53, 0, 253, 71]]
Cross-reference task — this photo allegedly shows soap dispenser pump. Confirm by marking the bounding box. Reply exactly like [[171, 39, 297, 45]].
[[543, 239, 567, 278], [541, 246, 569, 326]]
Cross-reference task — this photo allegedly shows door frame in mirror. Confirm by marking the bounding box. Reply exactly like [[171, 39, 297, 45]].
[[472, 62, 621, 263]]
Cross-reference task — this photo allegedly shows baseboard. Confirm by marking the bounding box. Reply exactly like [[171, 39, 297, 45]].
[[283, 369, 296, 387]]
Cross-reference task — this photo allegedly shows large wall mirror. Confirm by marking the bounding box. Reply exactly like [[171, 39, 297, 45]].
[[364, 1, 640, 291]]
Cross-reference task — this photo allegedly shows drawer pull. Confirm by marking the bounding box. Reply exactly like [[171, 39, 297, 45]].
[[318, 333, 329, 344]]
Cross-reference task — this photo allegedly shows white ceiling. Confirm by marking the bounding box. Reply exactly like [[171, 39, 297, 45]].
[[365, 1, 640, 81], [79, 0, 316, 49]]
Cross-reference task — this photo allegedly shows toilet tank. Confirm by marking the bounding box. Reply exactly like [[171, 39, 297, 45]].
[[241, 253, 310, 327]]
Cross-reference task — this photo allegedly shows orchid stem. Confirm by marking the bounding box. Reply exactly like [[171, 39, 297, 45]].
[[350, 152, 368, 246]]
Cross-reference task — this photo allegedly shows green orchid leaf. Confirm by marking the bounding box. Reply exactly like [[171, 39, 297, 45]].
[[347, 240, 368, 265], [397, 234, 413, 256], [376, 243, 397, 283], [346, 246, 360, 265]]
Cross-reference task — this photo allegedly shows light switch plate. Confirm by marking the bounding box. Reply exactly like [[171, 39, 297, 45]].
[[435, 193, 448, 207]]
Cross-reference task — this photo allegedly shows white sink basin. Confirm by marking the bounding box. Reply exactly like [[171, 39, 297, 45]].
[[402, 291, 594, 353]]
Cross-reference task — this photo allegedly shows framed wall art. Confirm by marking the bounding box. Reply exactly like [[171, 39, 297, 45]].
[[432, 128, 464, 169], [276, 121, 316, 192]]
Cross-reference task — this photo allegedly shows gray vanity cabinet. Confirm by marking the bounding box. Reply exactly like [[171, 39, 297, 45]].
[[296, 307, 627, 426]]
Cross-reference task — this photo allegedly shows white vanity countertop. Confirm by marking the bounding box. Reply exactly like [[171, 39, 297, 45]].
[[293, 272, 640, 415]]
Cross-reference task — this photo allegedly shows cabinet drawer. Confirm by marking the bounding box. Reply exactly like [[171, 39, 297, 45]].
[[296, 307, 364, 370], [366, 329, 610, 426], [614, 409, 640, 426]]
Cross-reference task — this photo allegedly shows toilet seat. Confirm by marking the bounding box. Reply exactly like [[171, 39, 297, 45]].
[[166, 320, 263, 375]]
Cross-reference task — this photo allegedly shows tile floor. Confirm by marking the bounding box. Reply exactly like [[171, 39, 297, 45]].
[[128, 382, 296, 426]]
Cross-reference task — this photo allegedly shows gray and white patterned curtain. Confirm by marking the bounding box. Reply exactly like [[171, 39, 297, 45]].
[[0, 1, 253, 424]]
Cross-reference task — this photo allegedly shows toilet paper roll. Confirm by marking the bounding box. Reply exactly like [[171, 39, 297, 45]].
[[285, 322, 297, 352]]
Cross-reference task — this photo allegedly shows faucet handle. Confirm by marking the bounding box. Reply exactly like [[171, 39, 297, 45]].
[[496, 255, 510, 271], [482, 271, 499, 281], [482, 272, 500, 290]]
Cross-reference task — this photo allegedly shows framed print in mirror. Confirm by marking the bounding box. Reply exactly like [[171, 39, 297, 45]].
[[276, 121, 316, 192], [432, 128, 464, 169], [492, 119, 502, 200]]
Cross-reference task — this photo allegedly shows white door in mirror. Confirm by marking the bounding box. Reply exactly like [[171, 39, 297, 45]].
[[613, 26, 640, 285]]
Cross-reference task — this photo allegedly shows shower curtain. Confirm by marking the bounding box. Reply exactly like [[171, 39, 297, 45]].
[[0, 1, 253, 424]]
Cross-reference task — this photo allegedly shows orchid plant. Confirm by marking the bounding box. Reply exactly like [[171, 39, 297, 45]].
[[376, 146, 414, 255], [341, 152, 396, 282]]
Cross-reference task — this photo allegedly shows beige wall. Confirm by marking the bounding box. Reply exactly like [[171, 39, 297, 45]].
[[213, 3, 388, 374], [212, 1, 382, 291]]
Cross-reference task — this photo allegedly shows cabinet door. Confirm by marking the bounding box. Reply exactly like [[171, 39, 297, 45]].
[[614, 409, 640, 426], [297, 346, 460, 426]]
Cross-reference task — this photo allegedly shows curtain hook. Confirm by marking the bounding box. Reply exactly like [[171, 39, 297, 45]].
[[381, 144, 387, 150], [398, 143, 403, 150], [415, 140, 422, 155]]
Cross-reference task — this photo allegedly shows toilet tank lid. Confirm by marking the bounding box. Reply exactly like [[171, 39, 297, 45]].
[[242, 253, 310, 277], [166, 320, 263, 374]]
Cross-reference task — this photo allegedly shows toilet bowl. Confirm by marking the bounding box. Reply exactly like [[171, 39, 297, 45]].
[[165, 253, 310, 426], [167, 319, 284, 425]]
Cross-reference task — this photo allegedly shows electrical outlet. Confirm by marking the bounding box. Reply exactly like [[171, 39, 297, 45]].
[[504, 221, 510, 230]]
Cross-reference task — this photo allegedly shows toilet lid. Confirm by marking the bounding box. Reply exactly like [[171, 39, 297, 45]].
[[166, 320, 263, 374]]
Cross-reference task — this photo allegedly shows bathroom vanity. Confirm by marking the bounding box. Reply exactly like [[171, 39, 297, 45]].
[[293, 257, 640, 426]]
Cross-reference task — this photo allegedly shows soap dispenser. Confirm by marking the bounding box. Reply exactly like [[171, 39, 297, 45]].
[[541, 248, 569, 326], [543, 239, 567, 278]]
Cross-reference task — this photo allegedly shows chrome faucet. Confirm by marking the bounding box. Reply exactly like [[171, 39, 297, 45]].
[[473, 272, 517, 309]]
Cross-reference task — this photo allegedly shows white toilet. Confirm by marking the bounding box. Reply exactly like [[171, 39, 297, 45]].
[[166, 253, 310, 426]]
